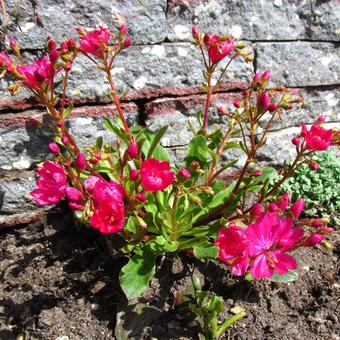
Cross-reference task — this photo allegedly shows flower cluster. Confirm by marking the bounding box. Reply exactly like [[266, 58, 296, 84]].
[[1, 23, 337, 299], [215, 195, 333, 278]]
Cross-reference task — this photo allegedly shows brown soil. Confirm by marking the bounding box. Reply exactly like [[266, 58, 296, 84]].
[[0, 206, 339, 340]]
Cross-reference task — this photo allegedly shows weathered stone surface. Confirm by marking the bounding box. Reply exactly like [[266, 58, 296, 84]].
[[256, 42, 340, 87], [4, 0, 167, 49], [0, 43, 253, 110], [0, 170, 37, 215], [166, 0, 340, 42], [0, 104, 139, 170]]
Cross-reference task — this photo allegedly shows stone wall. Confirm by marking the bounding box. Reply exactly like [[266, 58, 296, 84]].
[[0, 0, 339, 226]]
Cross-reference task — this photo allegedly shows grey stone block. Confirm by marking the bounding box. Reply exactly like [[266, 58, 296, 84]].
[[5, 0, 167, 49], [256, 42, 339, 87], [166, 0, 340, 42]]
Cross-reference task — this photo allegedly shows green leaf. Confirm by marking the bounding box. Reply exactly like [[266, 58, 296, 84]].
[[184, 135, 209, 168], [95, 136, 103, 150], [103, 117, 129, 144], [270, 270, 299, 283], [193, 242, 219, 260], [165, 240, 179, 252], [119, 245, 158, 299], [152, 145, 171, 162], [147, 125, 168, 159], [63, 104, 73, 119]]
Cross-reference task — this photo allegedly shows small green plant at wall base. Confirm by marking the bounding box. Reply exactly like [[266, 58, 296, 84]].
[[0, 22, 339, 338], [280, 151, 340, 226]]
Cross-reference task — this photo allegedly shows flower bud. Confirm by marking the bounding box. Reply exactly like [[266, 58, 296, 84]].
[[123, 39, 132, 49], [127, 142, 139, 159], [253, 169, 262, 176], [291, 136, 301, 146], [204, 33, 211, 44], [135, 192, 146, 203], [290, 198, 304, 219], [275, 193, 290, 212], [84, 176, 101, 194], [178, 168, 191, 181], [268, 203, 278, 212], [61, 134, 70, 145], [67, 38, 76, 48], [309, 161, 319, 171], [120, 24, 128, 36], [303, 233, 324, 247], [233, 100, 240, 108], [48, 142, 60, 154], [192, 25, 200, 40], [261, 70, 270, 81], [47, 39, 56, 51], [91, 153, 101, 164], [252, 73, 261, 82], [66, 186, 82, 202], [49, 48, 59, 63], [69, 202, 83, 210], [130, 169, 139, 181], [250, 203, 262, 216], [75, 153, 87, 171], [316, 115, 327, 125], [257, 92, 270, 112], [76, 27, 86, 37], [311, 220, 324, 228], [268, 103, 279, 112]]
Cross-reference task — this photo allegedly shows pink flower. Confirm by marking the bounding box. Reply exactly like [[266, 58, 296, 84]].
[[140, 158, 175, 192], [16, 56, 55, 91], [215, 226, 249, 276], [301, 123, 333, 151], [79, 27, 111, 58], [135, 192, 146, 202], [246, 212, 304, 278], [130, 169, 139, 181], [89, 180, 126, 234], [31, 161, 67, 206], [290, 198, 304, 219], [123, 39, 132, 49], [0, 52, 12, 71], [208, 35, 235, 64]]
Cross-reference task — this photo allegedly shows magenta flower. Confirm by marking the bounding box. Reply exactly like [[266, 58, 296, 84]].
[[257, 92, 270, 112], [140, 158, 175, 192], [79, 27, 111, 58], [127, 142, 139, 159], [301, 123, 333, 151], [246, 212, 304, 278], [16, 56, 55, 91], [208, 35, 235, 64], [89, 179, 126, 234], [215, 226, 249, 276], [31, 161, 67, 206]]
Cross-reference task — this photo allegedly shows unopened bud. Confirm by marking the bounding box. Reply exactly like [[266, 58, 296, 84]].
[[47, 39, 56, 51], [189, 160, 200, 171], [234, 100, 240, 108], [49, 48, 59, 63], [120, 24, 128, 36], [178, 168, 191, 181], [127, 142, 139, 159], [268, 103, 279, 112], [130, 169, 139, 181], [48, 142, 60, 154], [261, 70, 271, 81], [253, 169, 262, 176], [309, 161, 319, 171], [66, 186, 82, 202], [61, 134, 70, 145], [204, 33, 211, 44], [75, 153, 87, 171], [76, 27, 86, 37], [192, 25, 200, 40], [123, 38, 132, 49], [135, 192, 146, 203], [292, 136, 301, 146]]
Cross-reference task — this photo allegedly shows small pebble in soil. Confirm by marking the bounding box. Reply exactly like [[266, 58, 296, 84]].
[[91, 303, 99, 311]]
